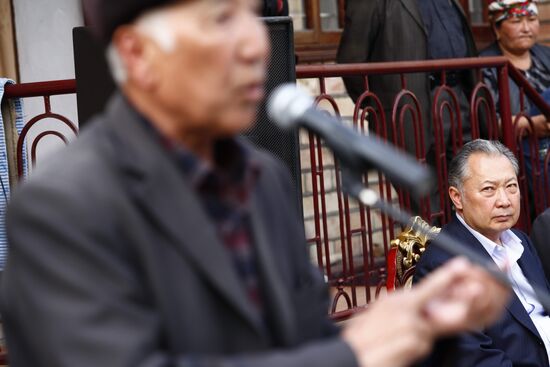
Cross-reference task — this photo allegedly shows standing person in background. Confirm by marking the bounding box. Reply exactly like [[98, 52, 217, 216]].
[[0, 1, 509, 367], [480, 0, 550, 210], [336, 0, 482, 222]]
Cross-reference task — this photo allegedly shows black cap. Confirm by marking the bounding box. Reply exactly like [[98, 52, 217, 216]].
[[82, 0, 177, 44]]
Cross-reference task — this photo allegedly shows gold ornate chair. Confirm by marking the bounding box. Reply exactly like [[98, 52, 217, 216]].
[[386, 216, 440, 291]]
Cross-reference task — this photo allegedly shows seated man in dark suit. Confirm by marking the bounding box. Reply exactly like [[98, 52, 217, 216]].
[[415, 139, 550, 366], [0, 1, 509, 367]]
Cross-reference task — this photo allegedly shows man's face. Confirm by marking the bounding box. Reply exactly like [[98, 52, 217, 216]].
[[124, 0, 269, 139], [449, 153, 520, 243]]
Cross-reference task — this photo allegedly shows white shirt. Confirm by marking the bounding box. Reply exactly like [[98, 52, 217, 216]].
[[456, 213, 550, 363]]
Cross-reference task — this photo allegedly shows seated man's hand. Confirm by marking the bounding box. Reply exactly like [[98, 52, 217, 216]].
[[342, 258, 509, 367]]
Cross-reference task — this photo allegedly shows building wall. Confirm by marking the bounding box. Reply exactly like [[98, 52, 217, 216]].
[[12, 0, 83, 164], [538, 2, 550, 44]]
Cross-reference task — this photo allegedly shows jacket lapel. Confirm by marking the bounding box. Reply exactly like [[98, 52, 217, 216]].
[[249, 192, 296, 345], [401, 0, 428, 36], [104, 94, 267, 338], [517, 235, 550, 301], [451, 0, 468, 21], [449, 217, 543, 340]]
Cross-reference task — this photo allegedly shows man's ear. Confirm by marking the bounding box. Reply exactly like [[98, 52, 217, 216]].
[[112, 26, 158, 90], [449, 186, 463, 211]]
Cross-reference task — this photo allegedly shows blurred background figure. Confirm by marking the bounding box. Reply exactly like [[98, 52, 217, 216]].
[[481, 0, 550, 209], [262, 0, 288, 16]]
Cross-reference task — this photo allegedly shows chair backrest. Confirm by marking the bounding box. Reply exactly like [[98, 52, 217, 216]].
[[386, 216, 440, 291]]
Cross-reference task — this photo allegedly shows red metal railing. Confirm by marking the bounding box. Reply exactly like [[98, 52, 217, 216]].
[[4, 79, 78, 178], [507, 66, 550, 223], [296, 56, 550, 320], [3, 58, 549, 321]]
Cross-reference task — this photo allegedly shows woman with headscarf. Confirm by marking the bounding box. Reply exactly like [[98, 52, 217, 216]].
[[481, 0, 550, 209]]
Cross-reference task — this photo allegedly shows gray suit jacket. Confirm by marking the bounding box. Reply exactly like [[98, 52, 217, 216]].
[[0, 94, 357, 367], [336, 0, 477, 152]]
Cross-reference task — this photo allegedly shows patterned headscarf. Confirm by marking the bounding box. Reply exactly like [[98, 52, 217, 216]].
[[489, 0, 539, 23]]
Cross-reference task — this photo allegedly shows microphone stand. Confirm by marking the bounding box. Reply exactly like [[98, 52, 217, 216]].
[[340, 166, 550, 314]]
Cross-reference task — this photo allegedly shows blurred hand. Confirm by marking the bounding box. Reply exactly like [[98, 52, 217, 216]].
[[418, 258, 510, 336], [342, 289, 434, 367], [342, 257, 510, 367]]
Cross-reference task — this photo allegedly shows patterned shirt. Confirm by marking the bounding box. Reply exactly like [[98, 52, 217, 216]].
[[483, 49, 550, 116], [138, 115, 264, 310], [522, 55, 550, 95], [173, 138, 264, 308]]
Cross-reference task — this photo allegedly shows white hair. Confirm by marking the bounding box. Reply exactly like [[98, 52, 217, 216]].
[[106, 6, 177, 85]]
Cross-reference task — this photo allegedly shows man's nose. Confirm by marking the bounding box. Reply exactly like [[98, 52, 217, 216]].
[[495, 187, 512, 207], [237, 14, 269, 65]]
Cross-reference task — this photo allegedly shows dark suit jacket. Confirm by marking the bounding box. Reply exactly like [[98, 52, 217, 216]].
[[336, 0, 477, 153], [414, 214, 550, 367], [532, 208, 550, 284], [0, 95, 357, 367]]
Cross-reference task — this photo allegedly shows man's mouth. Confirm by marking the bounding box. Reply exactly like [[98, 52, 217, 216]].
[[493, 214, 513, 221]]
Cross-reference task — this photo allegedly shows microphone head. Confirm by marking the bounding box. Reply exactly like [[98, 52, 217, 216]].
[[267, 83, 314, 129]]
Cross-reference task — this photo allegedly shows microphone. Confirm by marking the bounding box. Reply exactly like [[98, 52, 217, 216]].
[[267, 84, 435, 197]]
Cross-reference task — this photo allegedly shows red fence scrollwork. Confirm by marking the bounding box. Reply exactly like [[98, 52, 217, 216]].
[[3, 57, 549, 321]]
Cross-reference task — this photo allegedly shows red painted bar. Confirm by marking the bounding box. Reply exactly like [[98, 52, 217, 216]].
[[296, 56, 508, 78], [498, 64, 514, 149], [4, 79, 76, 98]]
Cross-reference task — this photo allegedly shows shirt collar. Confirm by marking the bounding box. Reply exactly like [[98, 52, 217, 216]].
[[455, 212, 524, 269], [176, 138, 261, 193], [134, 111, 261, 191]]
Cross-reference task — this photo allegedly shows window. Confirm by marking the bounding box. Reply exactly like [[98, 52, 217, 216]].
[[290, 0, 344, 63]]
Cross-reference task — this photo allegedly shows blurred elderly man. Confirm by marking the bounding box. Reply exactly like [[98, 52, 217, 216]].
[[480, 0, 550, 209], [0, 1, 509, 367], [415, 139, 550, 366]]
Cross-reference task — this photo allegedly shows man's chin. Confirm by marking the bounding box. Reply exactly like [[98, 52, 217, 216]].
[[491, 221, 514, 233]]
